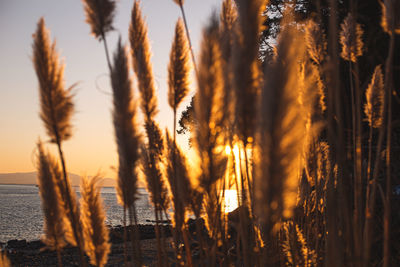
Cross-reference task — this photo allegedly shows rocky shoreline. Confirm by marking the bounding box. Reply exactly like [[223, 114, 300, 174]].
[[1, 224, 174, 267]]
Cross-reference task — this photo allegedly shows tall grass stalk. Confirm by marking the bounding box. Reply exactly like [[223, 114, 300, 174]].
[[254, 9, 315, 265], [195, 14, 227, 266], [172, 0, 198, 76], [130, 2, 169, 265], [339, 13, 364, 264], [110, 39, 142, 266], [32, 18, 86, 266], [37, 141, 70, 267], [382, 9, 397, 266]]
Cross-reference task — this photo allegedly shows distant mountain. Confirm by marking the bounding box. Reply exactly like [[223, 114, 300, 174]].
[[0, 172, 116, 187]]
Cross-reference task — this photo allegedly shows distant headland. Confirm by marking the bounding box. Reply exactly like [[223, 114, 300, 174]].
[[0, 172, 116, 187]]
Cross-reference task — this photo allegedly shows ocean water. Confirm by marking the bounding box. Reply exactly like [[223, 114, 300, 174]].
[[0, 184, 156, 243]]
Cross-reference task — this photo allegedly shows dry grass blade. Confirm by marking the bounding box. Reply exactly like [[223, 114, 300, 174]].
[[80, 176, 110, 267], [82, 0, 116, 40], [33, 18, 74, 144], [36, 141, 69, 251], [339, 13, 364, 62], [111, 39, 141, 209], [168, 18, 191, 111], [364, 65, 384, 128], [129, 0, 158, 121]]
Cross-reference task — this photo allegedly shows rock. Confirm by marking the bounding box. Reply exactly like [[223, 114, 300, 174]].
[[7, 239, 27, 249]]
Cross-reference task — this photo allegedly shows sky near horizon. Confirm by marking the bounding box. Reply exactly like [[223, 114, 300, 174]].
[[0, 0, 220, 178]]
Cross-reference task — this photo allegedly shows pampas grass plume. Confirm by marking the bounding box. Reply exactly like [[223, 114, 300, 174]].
[[111, 39, 141, 209], [165, 131, 192, 229], [364, 65, 384, 128], [340, 13, 364, 62], [33, 18, 74, 144], [82, 0, 116, 40], [37, 141, 69, 250], [129, 0, 158, 121], [305, 19, 327, 65], [168, 18, 191, 111], [255, 13, 312, 234], [80, 176, 110, 267], [195, 14, 226, 191], [221, 0, 237, 31], [381, 0, 400, 34]]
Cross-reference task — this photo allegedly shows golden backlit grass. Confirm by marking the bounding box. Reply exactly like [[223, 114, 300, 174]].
[[29, 0, 399, 266]]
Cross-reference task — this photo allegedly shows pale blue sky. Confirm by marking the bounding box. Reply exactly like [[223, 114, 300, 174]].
[[0, 0, 220, 177]]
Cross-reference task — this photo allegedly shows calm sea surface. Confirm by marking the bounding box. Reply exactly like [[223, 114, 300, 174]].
[[0, 184, 155, 242]]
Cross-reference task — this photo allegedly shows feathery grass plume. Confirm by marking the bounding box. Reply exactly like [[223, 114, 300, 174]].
[[164, 131, 192, 229], [339, 13, 364, 62], [234, 0, 268, 143], [0, 251, 10, 267], [281, 221, 317, 267], [220, 0, 238, 135], [82, 0, 116, 40], [254, 13, 312, 236], [33, 18, 74, 144], [37, 141, 69, 252], [221, 0, 237, 32], [304, 19, 327, 114], [194, 16, 228, 258], [168, 18, 191, 143], [80, 176, 110, 267], [164, 131, 194, 266], [305, 19, 327, 66], [129, 0, 158, 122], [381, 0, 400, 34], [168, 19, 190, 111], [141, 123, 169, 212], [111, 39, 141, 209], [33, 19, 87, 266], [195, 14, 226, 194], [364, 65, 384, 128], [110, 39, 142, 266]]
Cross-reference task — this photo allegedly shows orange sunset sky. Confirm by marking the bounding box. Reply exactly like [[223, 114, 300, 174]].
[[0, 0, 219, 179]]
